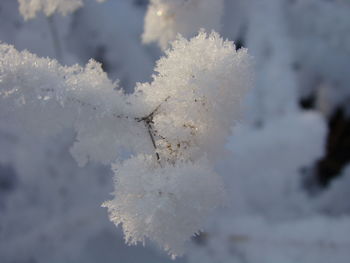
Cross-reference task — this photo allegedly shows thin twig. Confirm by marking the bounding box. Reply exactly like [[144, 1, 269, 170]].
[[42, 86, 169, 162], [135, 96, 170, 162]]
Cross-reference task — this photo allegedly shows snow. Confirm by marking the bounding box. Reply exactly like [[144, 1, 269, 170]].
[[1, 0, 350, 262]]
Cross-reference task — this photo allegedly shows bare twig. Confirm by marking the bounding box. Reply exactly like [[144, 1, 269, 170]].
[[41, 86, 169, 162], [135, 96, 170, 162]]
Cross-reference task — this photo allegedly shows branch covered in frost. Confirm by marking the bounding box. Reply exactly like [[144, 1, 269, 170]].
[[18, 0, 107, 20], [0, 31, 253, 258], [142, 0, 224, 49], [0, 43, 150, 166], [104, 31, 253, 257]]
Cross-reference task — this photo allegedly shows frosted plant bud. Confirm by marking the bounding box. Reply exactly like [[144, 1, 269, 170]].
[[103, 155, 225, 258], [137, 31, 253, 163], [18, 0, 107, 20], [142, 0, 224, 49]]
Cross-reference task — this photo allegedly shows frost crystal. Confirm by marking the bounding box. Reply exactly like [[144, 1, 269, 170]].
[[103, 155, 224, 258], [18, 0, 106, 19], [0, 31, 252, 258], [142, 0, 224, 49]]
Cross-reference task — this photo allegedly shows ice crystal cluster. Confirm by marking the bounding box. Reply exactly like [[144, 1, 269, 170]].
[[18, 0, 106, 20], [103, 156, 225, 258], [142, 0, 224, 49], [0, 31, 252, 257]]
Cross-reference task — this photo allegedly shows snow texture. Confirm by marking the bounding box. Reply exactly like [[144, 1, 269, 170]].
[[103, 155, 224, 258]]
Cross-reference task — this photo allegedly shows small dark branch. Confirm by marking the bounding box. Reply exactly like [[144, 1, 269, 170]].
[[146, 122, 160, 161], [69, 95, 162, 162], [135, 96, 170, 123], [135, 97, 170, 162], [66, 94, 169, 163]]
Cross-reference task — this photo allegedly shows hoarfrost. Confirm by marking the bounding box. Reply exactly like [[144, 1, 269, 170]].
[[0, 31, 253, 257]]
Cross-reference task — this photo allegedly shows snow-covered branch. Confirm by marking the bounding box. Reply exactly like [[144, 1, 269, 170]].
[[0, 31, 253, 258]]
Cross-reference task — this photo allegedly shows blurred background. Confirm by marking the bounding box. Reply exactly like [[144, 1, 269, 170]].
[[0, 0, 349, 262]]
